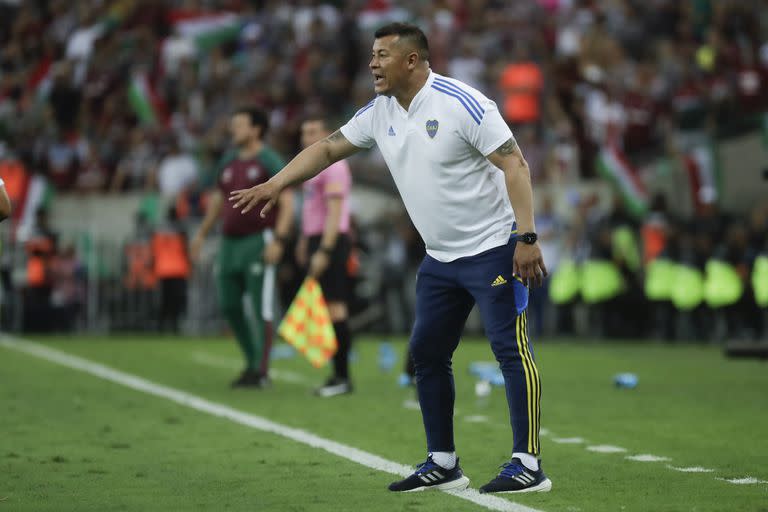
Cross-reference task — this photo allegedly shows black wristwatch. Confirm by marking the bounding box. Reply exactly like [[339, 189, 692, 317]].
[[517, 232, 538, 245]]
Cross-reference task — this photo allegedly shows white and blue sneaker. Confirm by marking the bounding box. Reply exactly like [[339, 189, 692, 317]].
[[389, 455, 470, 492], [479, 458, 552, 493]]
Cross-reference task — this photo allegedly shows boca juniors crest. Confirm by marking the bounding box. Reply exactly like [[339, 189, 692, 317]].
[[426, 119, 439, 138]]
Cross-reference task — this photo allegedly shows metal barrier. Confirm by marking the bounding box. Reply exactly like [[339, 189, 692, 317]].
[[0, 221, 399, 337], [0, 223, 227, 335]]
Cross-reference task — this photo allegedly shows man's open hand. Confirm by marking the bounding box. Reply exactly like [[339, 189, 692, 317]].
[[229, 180, 280, 217]]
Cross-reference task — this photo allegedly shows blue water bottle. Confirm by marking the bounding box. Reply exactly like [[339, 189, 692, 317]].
[[378, 342, 396, 372], [614, 373, 638, 389]]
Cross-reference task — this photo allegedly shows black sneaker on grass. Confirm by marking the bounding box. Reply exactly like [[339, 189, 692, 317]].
[[314, 377, 353, 397], [479, 458, 552, 493], [388, 455, 470, 492], [231, 370, 266, 388]]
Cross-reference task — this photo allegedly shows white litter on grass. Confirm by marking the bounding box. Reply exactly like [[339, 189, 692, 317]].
[[402, 399, 421, 410], [666, 465, 715, 473], [464, 415, 489, 423], [586, 445, 627, 453], [626, 454, 671, 462], [716, 477, 768, 485], [1, 336, 544, 512], [552, 437, 585, 444]]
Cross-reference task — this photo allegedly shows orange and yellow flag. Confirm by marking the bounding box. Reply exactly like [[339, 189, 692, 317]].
[[277, 278, 338, 368]]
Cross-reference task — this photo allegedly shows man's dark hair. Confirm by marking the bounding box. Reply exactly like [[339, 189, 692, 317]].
[[374, 23, 430, 61], [234, 106, 269, 137]]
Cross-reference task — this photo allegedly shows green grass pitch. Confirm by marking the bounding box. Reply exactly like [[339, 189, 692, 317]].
[[1, 334, 766, 511]]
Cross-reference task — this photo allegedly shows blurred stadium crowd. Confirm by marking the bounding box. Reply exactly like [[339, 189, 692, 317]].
[[0, 0, 766, 340]]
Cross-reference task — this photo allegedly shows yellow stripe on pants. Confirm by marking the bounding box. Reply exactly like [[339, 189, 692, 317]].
[[515, 313, 535, 453], [521, 311, 541, 455]]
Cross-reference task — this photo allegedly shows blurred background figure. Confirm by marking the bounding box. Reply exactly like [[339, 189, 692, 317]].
[[121, 211, 157, 331], [528, 193, 564, 338], [22, 208, 57, 332], [191, 107, 292, 388], [379, 210, 421, 336], [153, 204, 189, 333], [296, 115, 355, 397], [49, 243, 85, 332]]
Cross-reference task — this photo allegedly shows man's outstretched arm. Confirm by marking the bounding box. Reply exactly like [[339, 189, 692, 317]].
[[230, 131, 360, 216]]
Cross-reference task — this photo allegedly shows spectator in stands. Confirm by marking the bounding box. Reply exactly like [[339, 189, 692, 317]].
[[45, 131, 88, 191], [621, 64, 663, 154], [517, 125, 545, 183], [748, 203, 768, 255], [594, 197, 645, 338], [122, 211, 157, 331], [151, 138, 198, 200], [670, 63, 710, 141], [110, 128, 158, 193], [499, 44, 543, 129], [50, 244, 85, 332], [641, 194, 672, 264], [379, 212, 421, 335], [74, 145, 107, 194], [1, 0, 764, 192], [528, 193, 564, 337], [717, 222, 762, 339], [649, 218, 683, 341], [23, 208, 57, 332], [692, 200, 730, 248], [48, 62, 82, 132], [152, 205, 190, 333], [543, 119, 580, 183], [448, 39, 484, 90]]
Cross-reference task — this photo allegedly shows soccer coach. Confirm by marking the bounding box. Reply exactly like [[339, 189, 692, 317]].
[[230, 23, 551, 494]]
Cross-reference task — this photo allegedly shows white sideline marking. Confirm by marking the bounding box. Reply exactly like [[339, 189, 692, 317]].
[[191, 352, 308, 384], [625, 454, 670, 462], [0, 336, 544, 512], [551, 437, 585, 444], [666, 466, 715, 473], [586, 445, 627, 454], [716, 477, 768, 485], [464, 415, 489, 423], [539, 428, 551, 437]]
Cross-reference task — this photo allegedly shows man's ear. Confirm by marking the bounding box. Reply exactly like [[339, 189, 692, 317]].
[[407, 51, 419, 70]]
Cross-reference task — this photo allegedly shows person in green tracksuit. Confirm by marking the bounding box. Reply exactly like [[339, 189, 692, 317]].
[[192, 107, 293, 387]]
